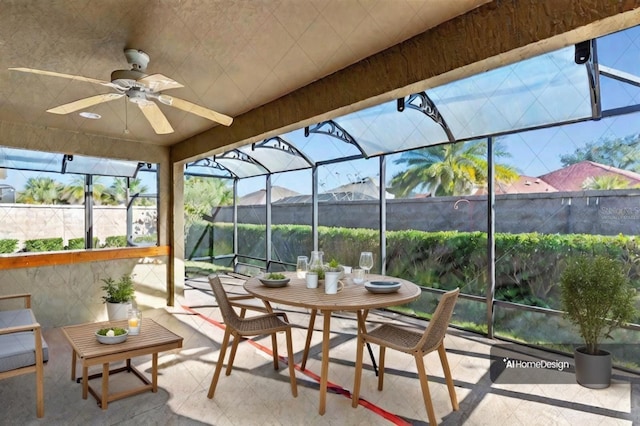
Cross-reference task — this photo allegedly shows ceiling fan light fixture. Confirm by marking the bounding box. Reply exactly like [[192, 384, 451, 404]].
[[79, 111, 101, 119]]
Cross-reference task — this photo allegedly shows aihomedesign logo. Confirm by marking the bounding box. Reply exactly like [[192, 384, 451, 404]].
[[502, 357, 571, 372]]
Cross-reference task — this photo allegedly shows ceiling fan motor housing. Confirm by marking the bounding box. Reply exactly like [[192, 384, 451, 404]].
[[124, 48, 150, 71], [110, 69, 147, 89]]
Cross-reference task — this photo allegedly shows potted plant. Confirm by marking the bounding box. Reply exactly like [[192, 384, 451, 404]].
[[324, 259, 343, 294], [101, 274, 136, 320], [560, 255, 637, 388]]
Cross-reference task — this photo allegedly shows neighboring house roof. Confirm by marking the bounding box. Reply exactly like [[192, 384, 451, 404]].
[[538, 161, 640, 191], [237, 186, 301, 205], [324, 177, 395, 200], [491, 175, 558, 194], [277, 192, 377, 204]]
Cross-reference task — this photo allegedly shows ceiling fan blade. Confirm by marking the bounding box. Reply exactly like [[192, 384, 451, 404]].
[[9, 67, 117, 88], [158, 95, 233, 126], [137, 101, 174, 134], [137, 73, 184, 92], [47, 93, 124, 114]]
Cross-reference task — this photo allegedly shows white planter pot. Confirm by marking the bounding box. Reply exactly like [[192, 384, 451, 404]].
[[106, 302, 132, 321]]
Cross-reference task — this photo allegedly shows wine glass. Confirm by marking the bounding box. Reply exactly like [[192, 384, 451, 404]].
[[359, 252, 374, 277]]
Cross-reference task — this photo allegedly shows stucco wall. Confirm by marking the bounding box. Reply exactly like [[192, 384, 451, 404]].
[[0, 204, 157, 248], [216, 190, 640, 236]]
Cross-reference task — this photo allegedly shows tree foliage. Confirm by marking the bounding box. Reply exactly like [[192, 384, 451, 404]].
[[184, 177, 233, 233], [582, 175, 633, 190], [560, 134, 640, 172], [16, 177, 64, 204], [389, 140, 518, 197], [560, 255, 637, 355], [59, 176, 112, 205], [110, 177, 151, 206]]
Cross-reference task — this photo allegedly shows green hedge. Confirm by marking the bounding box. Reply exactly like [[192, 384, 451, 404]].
[[66, 237, 99, 250], [24, 237, 63, 252], [196, 224, 640, 310], [0, 239, 18, 253], [103, 236, 127, 248]]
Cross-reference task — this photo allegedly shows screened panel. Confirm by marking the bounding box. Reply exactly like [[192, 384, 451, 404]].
[[237, 176, 267, 261], [270, 169, 313, 266]]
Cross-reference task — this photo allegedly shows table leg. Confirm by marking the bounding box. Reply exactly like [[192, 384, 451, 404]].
[[82, 366, 88, 399], [70, 350, 76, 381], [319, 310, 331, 415], [152, 353, 158, 392], [101, 363, 109, 410], [301, 309, 317, 370]]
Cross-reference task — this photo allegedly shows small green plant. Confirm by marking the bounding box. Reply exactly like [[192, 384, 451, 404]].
[[101, 274, 136, 304], [560, 255, 637, 355], [97, 327, 127, 336], [311, 267, 325, 280], [326, 258, 343, 273], [266, 272, 285, 280]]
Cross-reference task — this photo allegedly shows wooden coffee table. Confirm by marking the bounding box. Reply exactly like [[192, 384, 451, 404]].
[[62, 318, 183, 409]]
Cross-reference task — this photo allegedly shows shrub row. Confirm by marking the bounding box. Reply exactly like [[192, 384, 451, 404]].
[[194, 223, 640, 310], [0, 235, 156, 253], [0, 239, 18, 253]]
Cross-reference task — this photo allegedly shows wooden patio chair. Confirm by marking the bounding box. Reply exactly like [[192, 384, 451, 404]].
[[206, 275, 297, 399], [351, 288, 460, 425]]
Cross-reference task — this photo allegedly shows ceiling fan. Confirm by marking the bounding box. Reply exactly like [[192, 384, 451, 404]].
[[9, 48, 233, 134]]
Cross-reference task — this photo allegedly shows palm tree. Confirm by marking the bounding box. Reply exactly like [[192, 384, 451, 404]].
[[582, 175, 631, 190], [110, 177, 150, 205], [16, 177, 63, 204], [184, 177, 233, 233], [389, 140, 518, 197], [60, 176, 112, 205]]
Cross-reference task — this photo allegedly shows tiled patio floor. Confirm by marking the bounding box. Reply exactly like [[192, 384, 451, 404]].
[[3, 275, 639, 425]]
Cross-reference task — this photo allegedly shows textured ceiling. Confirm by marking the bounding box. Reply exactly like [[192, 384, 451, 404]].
[[0, 0, 489, 147]]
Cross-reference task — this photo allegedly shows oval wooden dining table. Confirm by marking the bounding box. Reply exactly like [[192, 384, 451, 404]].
[[244, 272, 421, 415]]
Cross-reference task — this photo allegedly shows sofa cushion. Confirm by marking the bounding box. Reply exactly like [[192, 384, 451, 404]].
[[0, 309, 49, 373]]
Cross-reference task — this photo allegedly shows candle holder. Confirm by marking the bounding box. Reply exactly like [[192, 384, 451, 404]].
[[127, 309, 142, 335]]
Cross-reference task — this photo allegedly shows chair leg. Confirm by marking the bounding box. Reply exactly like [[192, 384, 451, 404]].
[[377, 346, 386, 391], [271, 333, 280, 370], [35, 330, 44, 418], [351, 334, 365, 408], [225, 332, 241, 376], [438, 344, 459, 410], [208, 328, 231, 399], [285, 328, 298, 397], [415, 353, 438, 426], [301, 309, 317, 370]]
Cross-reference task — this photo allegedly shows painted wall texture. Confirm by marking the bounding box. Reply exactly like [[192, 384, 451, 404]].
[[0, 257, 168, 328]]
